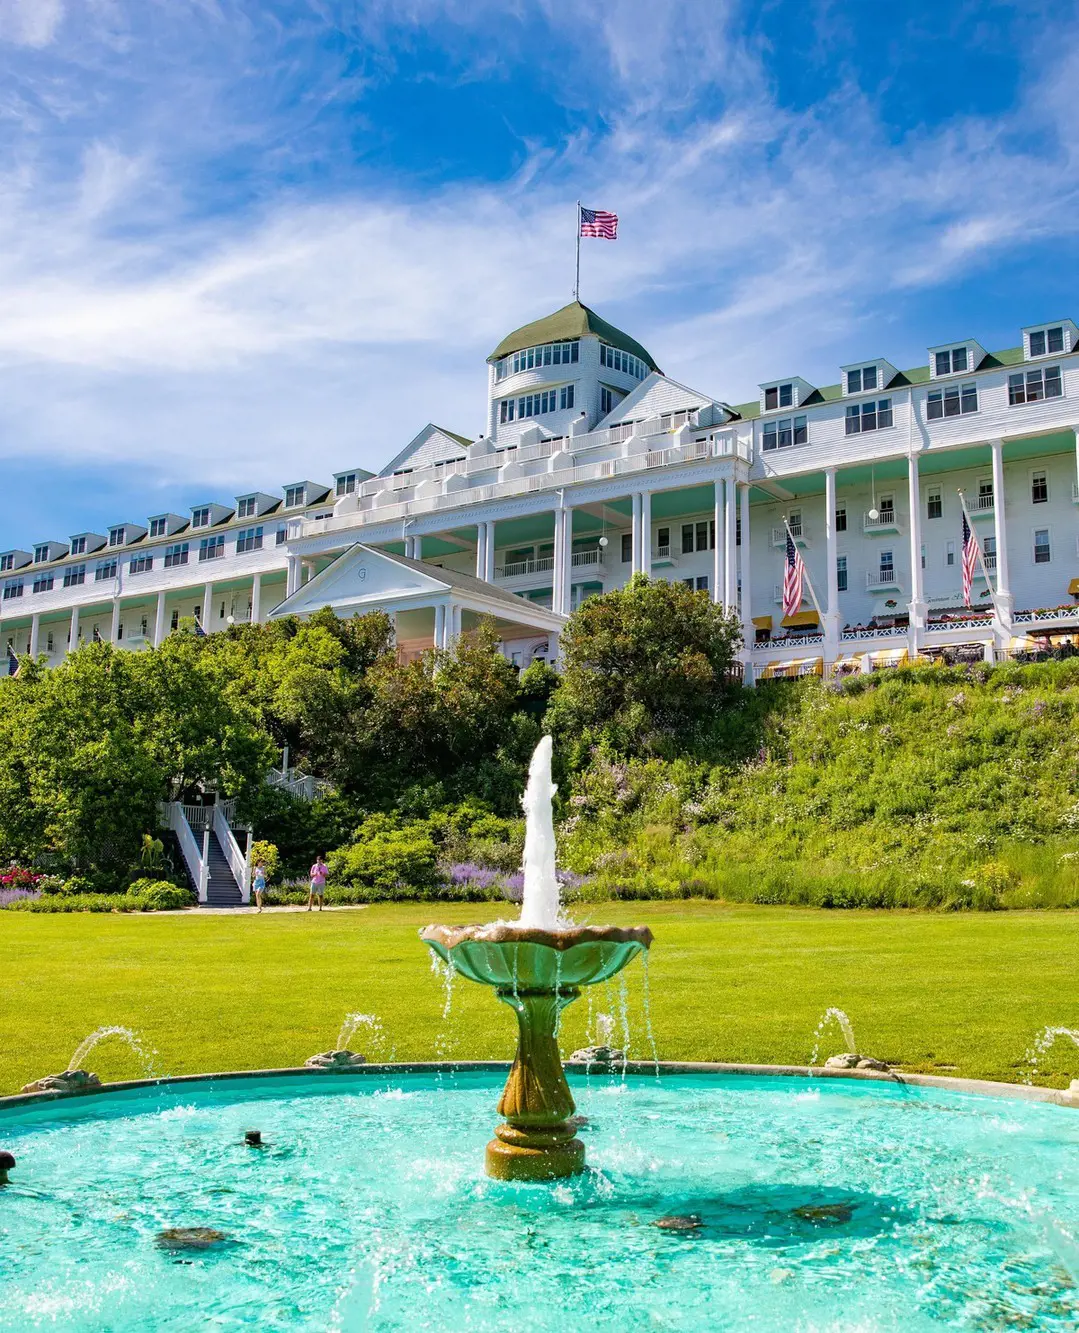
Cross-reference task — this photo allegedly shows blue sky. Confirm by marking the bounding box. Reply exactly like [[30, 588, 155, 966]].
[[2, 0, 1079, 548]]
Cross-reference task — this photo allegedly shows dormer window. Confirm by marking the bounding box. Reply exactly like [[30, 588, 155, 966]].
[[0, 554, 12, 572], [34, 544, 50, 564], [237, 497, 258, 519], [148, 518, 168, 538], [847, 366, 878, 394], [336, 473, 358, 497], [764, 383, 793, 411], [284, 486, 305, 508], [934, 347, 968, 376], [191, 506, 211, 528], [1030, 326, 1065, 357], [108, 526, 126, 547]]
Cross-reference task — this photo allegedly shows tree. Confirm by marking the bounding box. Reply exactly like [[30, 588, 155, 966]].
[[547, 574, 743, 758]]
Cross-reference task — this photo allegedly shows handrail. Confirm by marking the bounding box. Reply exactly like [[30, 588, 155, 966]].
[[165, 801, 206, 903], [213, 804, 249, 903]]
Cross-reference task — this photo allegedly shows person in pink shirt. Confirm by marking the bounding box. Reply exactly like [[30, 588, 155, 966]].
[[307, 855, 328, 912]]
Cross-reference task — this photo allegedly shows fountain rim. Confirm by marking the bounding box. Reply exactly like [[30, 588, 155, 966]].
[[420, 923, 653, 951], [2, 1060, 1078, 1115]]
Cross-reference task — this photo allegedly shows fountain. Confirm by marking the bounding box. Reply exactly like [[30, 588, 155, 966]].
[[809, 1008, 889, 1072], [1025, 1027, 1079, 1097], [421, 736, 652, 1180], [21, 1026, 155, 1094], [305, 1012, 388, 1070]]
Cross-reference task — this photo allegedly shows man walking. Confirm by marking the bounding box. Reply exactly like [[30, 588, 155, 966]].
[[308, 855, 329, 912]]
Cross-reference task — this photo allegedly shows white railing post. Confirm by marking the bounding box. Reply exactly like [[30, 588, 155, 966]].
[[200, 828, 210, 902]]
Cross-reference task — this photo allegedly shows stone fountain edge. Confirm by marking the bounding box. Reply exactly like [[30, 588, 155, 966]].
[[1, 1061, 1078, 1113]]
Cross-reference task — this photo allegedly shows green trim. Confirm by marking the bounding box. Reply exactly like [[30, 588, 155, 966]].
[[488, 301, 659, 371], [432, 424, 472, 447]]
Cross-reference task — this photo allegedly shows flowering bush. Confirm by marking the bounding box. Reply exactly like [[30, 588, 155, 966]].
[[0, 887, 40, 907], [0, 866, 41, 891]]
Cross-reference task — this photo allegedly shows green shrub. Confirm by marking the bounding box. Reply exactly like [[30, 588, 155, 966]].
[[328, 830, 440, 897], [134, 881, 195, 911], [250, 840, 280, 884]]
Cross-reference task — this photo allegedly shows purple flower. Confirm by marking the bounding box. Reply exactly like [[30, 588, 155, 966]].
[[0, 887, 40, 906], [447, 863, 503, 889]]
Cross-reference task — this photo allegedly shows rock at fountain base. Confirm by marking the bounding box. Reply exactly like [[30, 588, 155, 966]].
[[304, 1050, 367, 1070], [155, 1227, 230, 1252], [486, 1135, 585, 1181], [21, 1070, 102, 1094], [567, 1045, 625, 1067], [823, 1053, 890, 1072]]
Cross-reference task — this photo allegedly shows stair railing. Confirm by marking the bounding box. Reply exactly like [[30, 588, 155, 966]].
[[163, 801, 207, 903], [213, 803, 250, 904]]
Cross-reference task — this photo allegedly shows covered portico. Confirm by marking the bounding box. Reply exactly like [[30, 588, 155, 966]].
[[267, 544, 567, 663]]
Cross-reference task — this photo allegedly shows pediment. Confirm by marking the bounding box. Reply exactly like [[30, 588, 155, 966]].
[[270, 546, 449, 618], [599, 372, 716, 427]]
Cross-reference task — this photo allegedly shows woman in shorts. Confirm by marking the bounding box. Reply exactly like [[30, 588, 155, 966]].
[[308, 856, 328, 912]]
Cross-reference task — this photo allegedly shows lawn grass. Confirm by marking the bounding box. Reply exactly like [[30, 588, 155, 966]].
[[4, 902, 1079, 1096]]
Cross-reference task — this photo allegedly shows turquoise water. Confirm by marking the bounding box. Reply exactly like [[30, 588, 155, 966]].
[[2, 1070, 1078, 1330]]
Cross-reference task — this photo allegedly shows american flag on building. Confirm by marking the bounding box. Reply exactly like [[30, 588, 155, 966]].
[[782, 529, 806, 618], [961, 511, 980, 607], [579, 206, 618, 239]]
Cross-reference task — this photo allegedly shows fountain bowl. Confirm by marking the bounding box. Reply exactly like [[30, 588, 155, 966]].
[[421, 923, 652, 1181]]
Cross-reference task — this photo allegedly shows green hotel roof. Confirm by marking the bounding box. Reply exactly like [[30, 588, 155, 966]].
[[488, 301, 660, 371], [730, 346, 1025, 420]]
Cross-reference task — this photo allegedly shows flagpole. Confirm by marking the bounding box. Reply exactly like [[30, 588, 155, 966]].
[[957, 489, 996, 605], [783, 517, 824, 621], [574, 200, 581, 302]]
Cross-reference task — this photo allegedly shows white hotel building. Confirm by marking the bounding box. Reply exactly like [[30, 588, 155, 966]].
[[4, 300, 1079, 682]]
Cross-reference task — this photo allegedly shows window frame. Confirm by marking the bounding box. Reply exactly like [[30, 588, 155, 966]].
[[1033, 526, 1052, 564], [1031, 470, 1049, 504], [129, 554, 154, 575], [236, 526, 264, 554], [1009, 366, 1063, 406], [163, 543, 189, 569], [198, 535, 225, 562], [927, 487, 943, 520]]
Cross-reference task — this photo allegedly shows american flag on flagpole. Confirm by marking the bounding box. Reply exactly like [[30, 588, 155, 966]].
[[961, 511, 980, 608], [579, 206, 618, 239], [782, 529, 806, 617]]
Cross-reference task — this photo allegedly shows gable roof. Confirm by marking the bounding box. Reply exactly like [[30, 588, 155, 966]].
[[379, 423, 472, 478], [488, 301, 660, 371], [597, 371, 718, 427]]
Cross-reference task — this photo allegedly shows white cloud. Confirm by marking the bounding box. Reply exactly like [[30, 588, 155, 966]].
[[0, 0, 64, 47]]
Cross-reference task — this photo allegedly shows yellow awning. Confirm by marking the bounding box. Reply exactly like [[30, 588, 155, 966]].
[[1069, 578, 1079, 595], [759, 660, 781, 679], [871, 647, 909, 668], [780, 611, 820, 628], [766, 656, 823, 679], [1009, 634, 1043, 653], [752, 615, 773, 630]]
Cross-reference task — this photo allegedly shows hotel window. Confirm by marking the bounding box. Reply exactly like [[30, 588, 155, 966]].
[[984, 535, 996, 566], [46, 631, 54, 653], [237, 497, 258, 517], [164, 543, 189, 568], [108, 527, 126, 547], [978, 479, 993, 507], [1034, 528, 1051, 564], [70, 536, 87, 555], [2, 579, 23, 600], [847, 366, 878, 394], [335, 474, 358, 498], [836, 555, 848, 592], [878, 493, 895, 523], [149, 517, 168, 538], [656, 526, 670, 554], [129, 554, 153, 574], [599, 343, 646, 379], [621, 533, 633, 563], [236, 526, 263, 553], [95, 559, 117, 582], [498, 340, 580, 380], [284, 486, 306, 508], [845, 399, 893, 434], [275, 527, 287, 546], [1009, 367, 1062, 405], [835, 506, 847, 532], [199, 535, 225, 561], [0, 554, 12, 571], [946, 540, 955, 567], [927, 382, 977, 419], [33, 574, 53, 593], [516, 389, 562, 420], [191, 506, 211, 528], [34, 544, 50, 563], [762, 415, 807, 450], [934, 347, 969, 376], [63, 564, 86, 587], [921, 543, 926, 571], [560, 384, 575, 411], [764, 383, 794, 411], [927, 487, 943, 519], [1031, 471, 1049, 504], [681, 521, 713, 554], [879, 550, 895, 579], [1029, 327, 1065, 357], [695, 576, 709, 593], [499, 398, 516, 423], [170, 610, 179, 631]]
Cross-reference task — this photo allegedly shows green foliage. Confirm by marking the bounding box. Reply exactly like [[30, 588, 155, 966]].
[[547, 574, 743, 759], [250, 840, 280, 884], [139, 835, 167, 872], [328, 828, 441, 898], [4, 879, 194, 912]]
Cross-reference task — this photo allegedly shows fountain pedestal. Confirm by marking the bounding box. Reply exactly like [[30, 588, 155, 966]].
[[422, 924, 651, 1182]]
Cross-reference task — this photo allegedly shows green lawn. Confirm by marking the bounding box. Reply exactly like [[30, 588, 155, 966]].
[[4, 903, 1079, 1096]]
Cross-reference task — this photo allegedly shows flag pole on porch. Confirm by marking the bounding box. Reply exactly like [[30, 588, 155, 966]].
[[783, 516, 824, 622], [956, 489, 997, 608]]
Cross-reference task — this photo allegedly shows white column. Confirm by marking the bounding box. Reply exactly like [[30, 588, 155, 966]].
[[412, 535, 422, 562], [29, 614, 40, 657], [484, 521, 496, 582], [286, 555, 301, 597], [68, 605, 79, 656], [640, 490, 652, 577], [724, 478, 737, 610], [907, 453, 926, 655], [475, 524, 487, 579], [713, 479, 725, 605], [154, 592, 167, 647], [739, 482, 752, 643], [824, 467, 841, 661], [552, 509, 565, 613], [110, 598, 121, 644], [452, 603, 463, 641], [201, 582, 213, 632], [433, 603, 445, 649], [250, 574, 262, 625], [990, 438, 1012, 624], [560, 506, 574, 614], [631, 493, 642, 575]]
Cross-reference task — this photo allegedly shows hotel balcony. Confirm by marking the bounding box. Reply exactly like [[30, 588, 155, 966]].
[[866, 569, 902, 590], [969, 493, 995, 518], [863, 509, 900, 534], [495, 555, 555, 580], [771, 522, 808, 547]]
